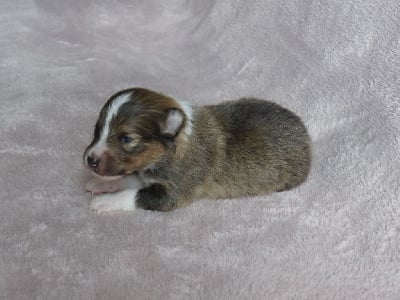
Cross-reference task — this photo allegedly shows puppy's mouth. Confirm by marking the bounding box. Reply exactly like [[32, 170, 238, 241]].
[[89, 165, 133, 178], [91, 171, 124, 181], [83, 150, 136, 177]]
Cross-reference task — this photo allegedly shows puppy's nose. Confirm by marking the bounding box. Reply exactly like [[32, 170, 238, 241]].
[[87, 155, 100, 169]]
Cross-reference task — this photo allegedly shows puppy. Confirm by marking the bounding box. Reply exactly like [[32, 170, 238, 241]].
[[83, 88, 311, 213]]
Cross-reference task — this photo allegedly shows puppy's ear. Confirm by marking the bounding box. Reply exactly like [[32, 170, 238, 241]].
[[160, 109, 185, 137]]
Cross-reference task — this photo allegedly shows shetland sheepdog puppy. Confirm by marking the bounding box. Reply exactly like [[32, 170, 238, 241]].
[[83, 88, 311, 213]]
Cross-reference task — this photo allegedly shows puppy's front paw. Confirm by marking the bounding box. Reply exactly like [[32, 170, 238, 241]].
[[85, 178, 122, 195], [89, 189, 137, 214]]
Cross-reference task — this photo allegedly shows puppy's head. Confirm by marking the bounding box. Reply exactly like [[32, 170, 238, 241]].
[[83, 88, 192, 178]]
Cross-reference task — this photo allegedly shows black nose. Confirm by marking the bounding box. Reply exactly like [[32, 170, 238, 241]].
[[87, 155, 100, 168]]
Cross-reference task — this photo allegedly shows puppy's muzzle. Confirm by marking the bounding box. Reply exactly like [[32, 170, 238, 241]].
[[86, 155, 100, 170]]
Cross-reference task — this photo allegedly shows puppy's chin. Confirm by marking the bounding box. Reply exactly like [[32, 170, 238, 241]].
[[90, 171, 124, 181]]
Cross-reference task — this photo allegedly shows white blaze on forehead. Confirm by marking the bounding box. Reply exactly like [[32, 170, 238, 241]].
[[89, 92, 132, 156]]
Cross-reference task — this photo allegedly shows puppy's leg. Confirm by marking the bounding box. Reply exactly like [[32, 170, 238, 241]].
[[89, 189, 138, 213], [85, 175, 143, 195], [136, 184, 178, 211]]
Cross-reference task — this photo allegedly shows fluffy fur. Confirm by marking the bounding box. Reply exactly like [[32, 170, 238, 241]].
[[83, 88, 311, 212]]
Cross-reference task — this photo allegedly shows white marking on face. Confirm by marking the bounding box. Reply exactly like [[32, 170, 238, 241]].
[[89, 189, 138, 213], [176, 99, 193, 138], [88, 92, 132, 157]]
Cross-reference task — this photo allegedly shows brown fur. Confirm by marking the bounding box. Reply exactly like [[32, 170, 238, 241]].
[[84, 88, 311, 211], [124, 140, 165, 173]]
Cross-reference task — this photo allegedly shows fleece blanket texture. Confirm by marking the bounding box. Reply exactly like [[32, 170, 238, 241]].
[[1, 0, 399, 299]]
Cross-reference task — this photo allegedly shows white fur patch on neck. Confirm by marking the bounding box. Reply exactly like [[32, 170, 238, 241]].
[[89, 92, 132, 157], [176, 99, 193, 138]]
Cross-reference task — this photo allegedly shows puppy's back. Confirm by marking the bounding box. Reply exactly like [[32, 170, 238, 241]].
[[196, 98, 311, 198]]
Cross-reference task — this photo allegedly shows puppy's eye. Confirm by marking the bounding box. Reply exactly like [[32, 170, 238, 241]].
[[120, 136, 134, 144]]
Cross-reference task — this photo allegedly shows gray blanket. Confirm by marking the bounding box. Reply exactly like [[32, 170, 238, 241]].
[[1, 0, 399, 299]]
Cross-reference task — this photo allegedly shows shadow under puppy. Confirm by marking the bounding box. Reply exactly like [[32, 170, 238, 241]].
[[83, 88, 311, 213]]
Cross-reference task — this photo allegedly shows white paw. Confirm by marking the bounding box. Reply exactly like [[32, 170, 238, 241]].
[[85, 178, 122, 195], [89, 189, 137, 214]]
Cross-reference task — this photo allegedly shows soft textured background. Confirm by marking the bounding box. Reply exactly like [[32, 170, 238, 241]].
[[1, 0, 399, 299]]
